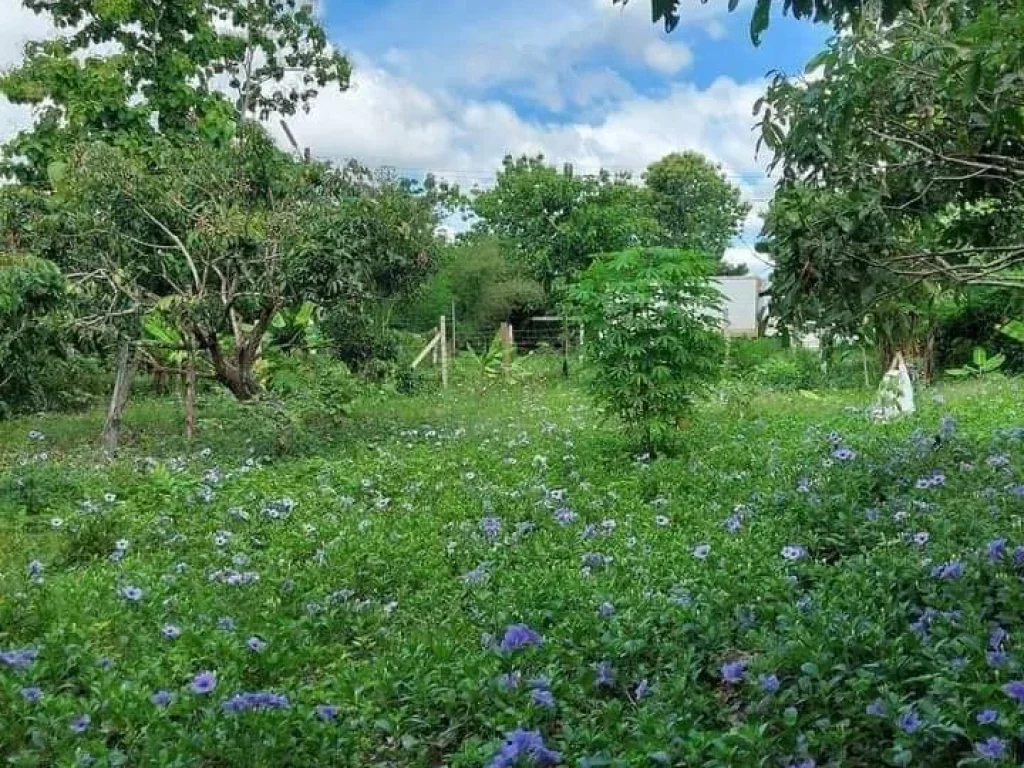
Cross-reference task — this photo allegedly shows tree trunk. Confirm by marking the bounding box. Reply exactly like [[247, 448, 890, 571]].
[[101, 341, 138, 456], [185, 351, 197, 441]]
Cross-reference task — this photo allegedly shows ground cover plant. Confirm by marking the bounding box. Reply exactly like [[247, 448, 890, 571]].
[[2, 377, 1024, 766]]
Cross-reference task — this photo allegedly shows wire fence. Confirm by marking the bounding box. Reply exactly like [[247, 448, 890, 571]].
[[392, 316, 584, 391]]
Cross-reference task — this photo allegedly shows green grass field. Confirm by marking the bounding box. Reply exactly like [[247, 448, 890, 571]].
[[2, 378, 1024, 766]]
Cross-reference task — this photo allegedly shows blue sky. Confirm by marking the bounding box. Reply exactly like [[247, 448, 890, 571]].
[[305, 0, 828, 269], [0, 0, 831, 269]]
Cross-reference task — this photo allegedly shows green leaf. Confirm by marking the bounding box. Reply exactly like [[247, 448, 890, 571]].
[[999, 319, 1024, 343], [750, 0, 772, 45]]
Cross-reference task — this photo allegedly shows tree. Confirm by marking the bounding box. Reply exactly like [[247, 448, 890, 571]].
[[758, 0, 1024, 290], [644, 152, 750, 274], [1, 0, 351, 185], [615, 0, 916, 43], [473, 155, 660, 294], [761, 185, 948, 378], [566, 248, 724, 452]]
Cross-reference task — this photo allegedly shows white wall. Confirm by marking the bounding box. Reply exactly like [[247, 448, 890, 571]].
[[714, 276, 762, 336]]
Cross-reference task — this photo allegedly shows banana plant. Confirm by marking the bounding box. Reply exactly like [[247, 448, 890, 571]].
[[270, 301, 322, 352], [946, 347, 1005, 378]]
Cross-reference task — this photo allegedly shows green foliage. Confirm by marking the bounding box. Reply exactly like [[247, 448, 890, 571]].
[[3, 372, 1024, 765], [0, 0, 351, 185], [473, 156, 660, 293], [617, 0, 916, 42], [759, 0, 1024, 291], [945, 347, 1005, 379], [0, 254, 101, 416], [644, 152, 750, 268], [400, 236, 546, 341], [567, 247, 724, 449]]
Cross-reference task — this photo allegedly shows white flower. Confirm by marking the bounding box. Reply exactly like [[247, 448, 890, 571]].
[[50, 517, 64, 528], [114, 539, 130, 551], [655, 515, 670, 527], [104, 493, 117, 504]]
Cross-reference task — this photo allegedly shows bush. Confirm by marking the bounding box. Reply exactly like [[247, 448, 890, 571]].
[[567, 247, 725, 450], [0, 254, 104, 417]]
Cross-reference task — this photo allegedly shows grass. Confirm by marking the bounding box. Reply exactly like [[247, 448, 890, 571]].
[[2, 377, 1024, 766]]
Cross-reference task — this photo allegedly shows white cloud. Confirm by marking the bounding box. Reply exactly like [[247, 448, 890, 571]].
[[0, 0, 776, 260], [0, 0, 55, 143], [642, 39, 693, 74]]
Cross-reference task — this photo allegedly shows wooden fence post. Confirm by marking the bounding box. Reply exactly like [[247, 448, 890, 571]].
[[500, 321, 513, 378], [101, 340, 138, 456], [439, 315, 449, 390], [185, 348, 197, 441]]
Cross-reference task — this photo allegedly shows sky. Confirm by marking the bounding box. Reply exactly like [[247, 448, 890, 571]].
[[0, 0, 830, 273]]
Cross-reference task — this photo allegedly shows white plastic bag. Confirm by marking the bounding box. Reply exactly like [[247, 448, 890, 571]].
[[872, 352, 915, 421]]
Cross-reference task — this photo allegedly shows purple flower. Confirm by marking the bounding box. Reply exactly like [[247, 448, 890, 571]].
[[0, 647, 38, 669], [988, 453, 1010, 468], [190, 670, 217, 695], [530, 682, 556, 708], [1003, 680, 1024, 704], [246, 636, 267, 653], [216, 616, 235, 631], [461, 564, 489, 585], [930, 561, 964, 580], [724, 515, 743, 534], [554, 507, 577, 526], [759, 674, 780, 693], [69, 714, 91, 734], [1014, 546, 1024, 567], [221, 690, 291, 713], [489, 729, 562, 768], [866, 699, 886, 717], [975, 736, 1006, 760], [597, 601, 615, 618], [20, 686, 42, 702], [26, 559, 44, 577], [498, 624, 543, 653], [96, 656, 114, 670], [831, 447, 856, 461], [151, 690, 175, 707], [987, 650, 1010, 669], [161, 624, 181, 640], [634, 679, 650, 699], [479, 517, 502, 539], [977, 709, 998, 725], [497, 672, 522, 691], [316, 704, 338, 721], [781, 545, 807, 561], [987, 538, 1008, 561], [692, 543, 711, 560], [120, 585, 144, 602], [912, 531, 930, 545], [897, 709, 921, 734], [594, 660, 616, 687], [581, 552, 611, 568], [721, 659, 747, 684]]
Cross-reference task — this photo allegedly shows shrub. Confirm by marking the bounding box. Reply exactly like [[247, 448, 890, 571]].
[[0, 254, 105, 417], [567, 247, 724, 450]]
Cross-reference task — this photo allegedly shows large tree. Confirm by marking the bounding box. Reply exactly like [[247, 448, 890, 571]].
[[473, 155, 660, 294], [759, 0, 1024, 290], [644, 151, 750, 274], [26, 132, 450, 400], [0, 0, 351, 185]]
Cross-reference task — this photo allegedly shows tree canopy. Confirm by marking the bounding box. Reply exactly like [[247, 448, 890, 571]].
[[644, 151, 750, 270], [0, 0, 351, 185]]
